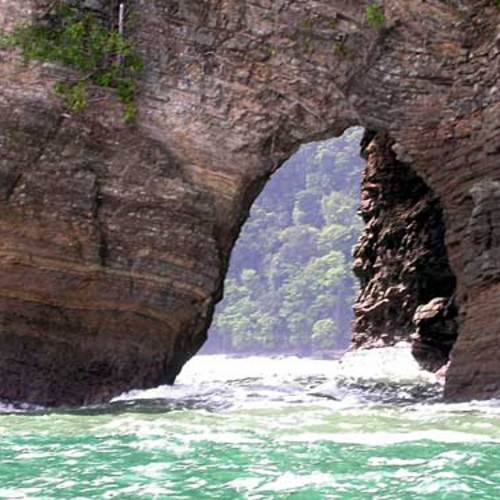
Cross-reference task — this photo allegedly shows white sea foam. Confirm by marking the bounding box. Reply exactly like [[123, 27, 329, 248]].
[[279, 430, 500, 445], [257, 471, 336, 492], [114, 344, 438, 404]]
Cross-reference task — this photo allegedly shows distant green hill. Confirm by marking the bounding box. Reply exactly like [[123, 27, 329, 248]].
[[206, 128, 364, 355]]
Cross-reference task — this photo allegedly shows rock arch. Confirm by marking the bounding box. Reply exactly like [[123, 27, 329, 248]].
[[0, 0, 499, 405]]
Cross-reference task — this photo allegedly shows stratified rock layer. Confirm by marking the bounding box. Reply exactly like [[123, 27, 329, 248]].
[[1, 0, 500, 404]]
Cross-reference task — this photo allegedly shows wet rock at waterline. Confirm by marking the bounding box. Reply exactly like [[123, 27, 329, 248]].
[[1, 1, 500, 405]]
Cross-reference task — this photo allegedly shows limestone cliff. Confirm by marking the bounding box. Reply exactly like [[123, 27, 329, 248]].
[[1, 0, 500, 405]]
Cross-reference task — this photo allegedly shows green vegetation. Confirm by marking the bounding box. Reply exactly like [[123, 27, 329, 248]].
[[54, 80, 87, 113], [333, 41, 348, 57], [366, 4, 386, 30], [8, 3, 142, 120], [207, 129, 364, 355]]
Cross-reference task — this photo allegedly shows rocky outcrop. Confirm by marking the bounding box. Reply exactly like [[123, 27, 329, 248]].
[[1, 0, 500, 405], [413, 297, 458, 371], [352, 131, 457, 373]]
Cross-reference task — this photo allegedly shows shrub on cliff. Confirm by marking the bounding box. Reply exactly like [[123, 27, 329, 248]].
[[7, 2, 142, 122]]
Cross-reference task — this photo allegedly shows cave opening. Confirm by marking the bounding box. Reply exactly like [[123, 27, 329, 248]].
[[204, 128, 459, 373], [204, 128, 365, 357]]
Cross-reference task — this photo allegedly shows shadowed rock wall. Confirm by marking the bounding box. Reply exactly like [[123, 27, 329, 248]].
[[1, 0, 500, 404], [353, 131, 457, 372]]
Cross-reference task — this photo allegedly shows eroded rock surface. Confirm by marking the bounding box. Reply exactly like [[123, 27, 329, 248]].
[[1, 0, 500, 404], [352, 131, 457, 373]]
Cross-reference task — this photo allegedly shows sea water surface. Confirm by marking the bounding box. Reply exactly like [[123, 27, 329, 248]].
[[1, 344, 500, 499]]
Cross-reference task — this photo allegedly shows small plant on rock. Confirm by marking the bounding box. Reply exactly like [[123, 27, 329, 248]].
[[54, 80, 88, 113], [366, 4, 386, 30], [9, 2, 143, 122], [333, 41, 349, 57]]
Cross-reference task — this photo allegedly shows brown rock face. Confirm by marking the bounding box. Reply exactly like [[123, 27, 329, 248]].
[[1, 0, 500, 405], [352, 131, 457, 373]]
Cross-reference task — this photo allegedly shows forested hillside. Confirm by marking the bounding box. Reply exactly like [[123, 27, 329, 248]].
[[205, 128, 365, 355]]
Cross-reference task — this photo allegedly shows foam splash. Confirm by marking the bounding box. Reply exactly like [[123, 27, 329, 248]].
[[114, 344, 442, 409], [333, 342, 437, 385]]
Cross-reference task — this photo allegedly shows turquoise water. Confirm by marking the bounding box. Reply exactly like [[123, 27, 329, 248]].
[[1, 348, 500, 499]]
